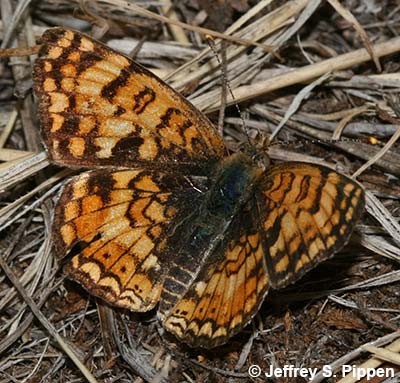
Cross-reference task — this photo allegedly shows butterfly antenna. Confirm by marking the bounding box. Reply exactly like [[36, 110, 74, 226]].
[[205, 35, 250, 153], [269, 137, 364, 148]]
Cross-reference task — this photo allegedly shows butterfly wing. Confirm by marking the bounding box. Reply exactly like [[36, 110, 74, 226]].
[[33, 28, 225, 170], [256, 162, 365, 289], [55, 169, 206, 311], [159, 208, 269, 348]]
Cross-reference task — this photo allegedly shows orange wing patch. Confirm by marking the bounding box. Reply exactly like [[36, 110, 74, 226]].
[[33, 28, 225, 170], [159, 214, 269, 348], [257, 162, 365, 289], [54, 169, 204, 311]]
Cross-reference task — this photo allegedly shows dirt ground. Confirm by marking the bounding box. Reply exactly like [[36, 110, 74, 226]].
[[0, 1, 399, 382]]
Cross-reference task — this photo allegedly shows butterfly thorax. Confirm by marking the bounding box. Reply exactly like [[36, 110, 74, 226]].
[[207, 152, 263, 218]]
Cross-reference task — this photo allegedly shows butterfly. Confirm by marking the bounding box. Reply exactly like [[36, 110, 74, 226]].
[[33, 27, 365, 348]]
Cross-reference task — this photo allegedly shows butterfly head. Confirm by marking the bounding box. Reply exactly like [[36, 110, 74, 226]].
[[239, 141, 270, 171]]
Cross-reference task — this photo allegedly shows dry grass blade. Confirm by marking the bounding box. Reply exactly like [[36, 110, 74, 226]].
[[365, 191, 400, 245], [0, 152, 49, 191], [310, 332, 400, 383], [200, 36, 400, 112], [269, 72, 331, 141], [337, 337, 400, 383], [352, 127, 400, 177], [99, 0, 273, 52], [327, 0, 381, 71], [0, 254, 99, 383], [361, 345, 400, 365]]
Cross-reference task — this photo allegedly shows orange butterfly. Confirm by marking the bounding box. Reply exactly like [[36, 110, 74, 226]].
[[33, 28, 365, 348]]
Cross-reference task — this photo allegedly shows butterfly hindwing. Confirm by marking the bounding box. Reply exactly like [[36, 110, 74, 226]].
[[55, 168, 205, 311], [159, 207, 269, 348], [33, 28, 225, 170], [256, 162, 365, 289]]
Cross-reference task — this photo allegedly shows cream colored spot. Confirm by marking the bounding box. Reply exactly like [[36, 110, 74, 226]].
[[64, 201, 80, 221], [131, 235, 154, 258], [145, 201, 165, 223], [107, 53, 129, 68], [198, 322, 213, 337], [82, 67, 116, 84], [59, 37, 72, 48], [95, 59, 122, 76], [52, 140, 60, 152], [230, 314, 243, 330], [139, 137, 158, 160], [112, 170, 141, 188], [79, 37, 94, 51], [101, 215, 130, 240], [80, 262, 101, 283], [48, 46, 63, 59], [64, 30, 74, 41], [100, 118, 135, 136], [49, 93, 69, 113], [93, 99, 117, 116], [68, 137, 85, 157], [116, 227, 146, 248], [326, 235, 337, 248], [50, 113, 64, 132], [118, 294, 141, 309], [72, 177, 89, 199], [44, 78, 56, 92], [166, 318, 186, 336], [141, 254, 159, 271], [98, 276, 120, 294], [186, 321, 199, 335], [159, 126, 183, 145], [194, 281, 207, 297], [213, 327, 227, 339], [60, 223, 76, 246], [308, 238, 323, 259], [94, 137, 119, 158], [61, 78, 75, 92], [126, 274, 151, 299], [77, 79, 103, 96], [324, 181, 338, 200], [79, 116, 96, 134]]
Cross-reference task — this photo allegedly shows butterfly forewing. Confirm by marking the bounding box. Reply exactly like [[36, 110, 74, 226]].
[[33, 28, 225, 170], [256, 162, 365, 289], [55, 168, 206, 311]]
